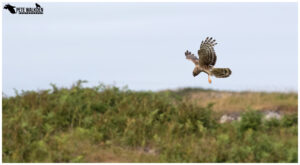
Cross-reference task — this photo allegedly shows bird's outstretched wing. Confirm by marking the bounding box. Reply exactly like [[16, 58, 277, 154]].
[[198, 37, 217, 68], [185, 50, 199, 65]]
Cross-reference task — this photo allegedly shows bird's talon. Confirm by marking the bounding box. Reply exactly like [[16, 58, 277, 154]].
[[208, 77, 212, 84]]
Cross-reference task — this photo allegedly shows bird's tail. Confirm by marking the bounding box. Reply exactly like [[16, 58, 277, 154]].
[[211, 68, 232, 78]]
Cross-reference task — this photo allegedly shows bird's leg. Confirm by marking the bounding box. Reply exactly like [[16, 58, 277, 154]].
[[208, 75, 212, 84]]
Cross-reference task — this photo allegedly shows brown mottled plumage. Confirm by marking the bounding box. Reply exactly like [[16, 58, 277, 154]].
[[185, 37, 232, 83]]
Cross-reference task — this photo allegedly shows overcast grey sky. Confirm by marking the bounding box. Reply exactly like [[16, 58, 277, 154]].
[[3, 2, 298, 95]]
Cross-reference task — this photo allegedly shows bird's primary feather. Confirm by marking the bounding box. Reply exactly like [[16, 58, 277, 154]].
[[185, 50, 199, 65], [198, 37, 217, 68]]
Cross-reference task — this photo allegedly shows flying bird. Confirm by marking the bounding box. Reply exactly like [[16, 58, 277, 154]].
[[185, 37, 232, 84]]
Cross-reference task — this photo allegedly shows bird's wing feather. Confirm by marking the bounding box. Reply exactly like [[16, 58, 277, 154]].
[[198, 37, 217, 68], [185, 50, 199, 65], [211, 68, 232, 78]]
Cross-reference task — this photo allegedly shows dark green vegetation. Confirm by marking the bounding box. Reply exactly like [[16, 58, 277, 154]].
[[2, 81, 298, 162]]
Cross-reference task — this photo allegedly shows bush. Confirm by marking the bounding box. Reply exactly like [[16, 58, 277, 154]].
[[2, 81, 298, 163], [239, 110, 263, 132], [281, 114, 298, 127], [264, 118, 280, 130]]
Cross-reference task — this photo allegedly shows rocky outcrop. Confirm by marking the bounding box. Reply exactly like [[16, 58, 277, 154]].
[[219, 112, 241, 123], [262, 111, 282, 120], [219, 110, 283, 123]]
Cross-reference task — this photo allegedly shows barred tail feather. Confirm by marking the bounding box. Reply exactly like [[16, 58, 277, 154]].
[[211, 68, 232, 78]]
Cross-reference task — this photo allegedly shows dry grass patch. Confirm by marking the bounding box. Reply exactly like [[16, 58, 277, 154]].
[[182, 91, 297, 114]]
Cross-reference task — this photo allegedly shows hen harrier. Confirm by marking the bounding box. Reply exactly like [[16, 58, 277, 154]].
[[185, 37, 232, 84]]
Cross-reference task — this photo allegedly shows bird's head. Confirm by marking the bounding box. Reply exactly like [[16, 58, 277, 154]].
[[193, 69, 202, 77], [193, 66, 204, 77], [193, 72, 198, 77]]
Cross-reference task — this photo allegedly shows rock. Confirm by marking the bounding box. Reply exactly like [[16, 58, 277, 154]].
[[137, 147, 158, 155], [263, 111, 282, 120], [143, 147, 157, 155], [219, 112, 241, 123], [219, 110, 283, 124], [220, 115, 234, 123]]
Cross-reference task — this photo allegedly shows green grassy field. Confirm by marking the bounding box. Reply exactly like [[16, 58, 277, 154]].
[[2, 81, 298, 162]]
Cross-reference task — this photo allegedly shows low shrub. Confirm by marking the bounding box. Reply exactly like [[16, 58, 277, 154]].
[[2, 81, 298, 163]]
